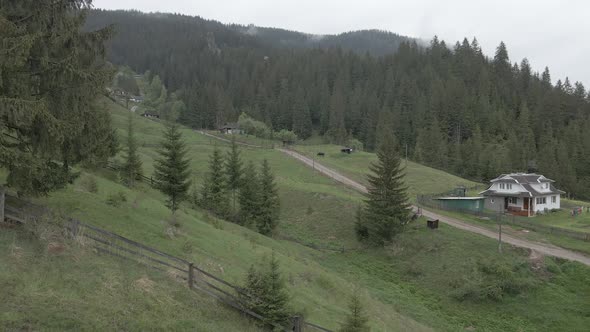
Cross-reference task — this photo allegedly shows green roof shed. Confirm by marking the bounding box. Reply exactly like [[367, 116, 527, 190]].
[[435, 197, 485, 213]]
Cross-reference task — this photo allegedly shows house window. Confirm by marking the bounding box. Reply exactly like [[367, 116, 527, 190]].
[[552, 196, 556, 203], [507, 183, 512, 190], [499, 183, 505, 190], [509, 197, 517, 204], [536, 197, 547, 205]]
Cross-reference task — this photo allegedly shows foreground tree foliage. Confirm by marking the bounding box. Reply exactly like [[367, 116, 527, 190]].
[[199, 147, 230, 217], [357, 133, 410, 246], [225, 137, 243, 214], [257, 159, 280, 235], [153, 124, 191, 213], [238, 161, 261, 226], [0, 0, 117, 196], [87, 10, 590, 199], [121, 113, 143, 187], [241, 253, 291, 329], [340, 290, 370, 332]]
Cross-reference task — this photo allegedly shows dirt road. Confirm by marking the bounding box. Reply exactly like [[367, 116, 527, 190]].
[[278, 148, 590, 266], [196, 130, 263, 148]]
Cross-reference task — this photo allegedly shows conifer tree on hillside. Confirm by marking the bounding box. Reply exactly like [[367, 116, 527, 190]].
[[225, 137, 243, 213], [242, 253, 291, 329], [0, 0, 116, 196], [258, 159, 280, 235], [153, 124, 191, 213], [357, 132, 410, 246], [239, 161, 261, 226], [122, 113, 143, 187], [200, 147, 230, 217], [339, 289, 370, 332], [326, 85, 349, 144], [291, 89, 313, 139]]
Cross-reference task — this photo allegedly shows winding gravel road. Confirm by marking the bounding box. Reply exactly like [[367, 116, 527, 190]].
[[195, 131, 590, 265], [278, 148, 590, 266]]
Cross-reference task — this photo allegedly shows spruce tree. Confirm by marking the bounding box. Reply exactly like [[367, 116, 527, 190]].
[[326, 85, 349, 144], [225, 137, 243, 213], [200, 147, 230, 217], [153, 124, 191, 213], [358, 132, 410, 246], [242, 253, 291, 329], [292, 88, 313, 139], [258, 160, 280, 235], [122, 113, 143, 187], [239, 161, 261, 226], [0, 0, 116, 196], [340, 290, 370, 332]]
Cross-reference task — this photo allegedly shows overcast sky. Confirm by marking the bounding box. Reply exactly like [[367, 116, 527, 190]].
[[94, 0, 590, 88]]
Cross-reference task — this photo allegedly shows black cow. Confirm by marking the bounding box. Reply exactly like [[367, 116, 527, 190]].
[[317, 152, 325, 157]]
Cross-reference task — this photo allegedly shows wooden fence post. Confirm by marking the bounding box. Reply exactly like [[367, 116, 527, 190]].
[[0, 185, 5, 223], [188, 262, 194, 289], [292, 316, 302, 332]]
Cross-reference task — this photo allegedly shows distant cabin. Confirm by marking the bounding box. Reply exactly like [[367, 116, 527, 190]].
[[219, 123, 242, 135], [142, 112, 160, 119], [130, 96, 143, 103], [480, 173, 565, 216]]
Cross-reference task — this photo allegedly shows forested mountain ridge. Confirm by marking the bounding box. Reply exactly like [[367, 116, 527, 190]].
[[232, 24, 414, 55], [87, 9, 590, 200]]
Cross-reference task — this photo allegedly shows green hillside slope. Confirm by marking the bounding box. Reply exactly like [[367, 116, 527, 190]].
[[3, 98, 589, 331], [0, 229, 260, 331], [294, 144, 482, 198]]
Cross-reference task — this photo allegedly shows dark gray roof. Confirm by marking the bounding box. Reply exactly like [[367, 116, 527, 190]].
[[490, 173, 554, 184], [220, 122, 240, 129], [480, 182, 565, 197]]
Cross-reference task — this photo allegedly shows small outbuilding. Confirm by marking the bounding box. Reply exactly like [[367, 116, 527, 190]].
[[219, 123, 242, 135], [435, 197, 485, 213]]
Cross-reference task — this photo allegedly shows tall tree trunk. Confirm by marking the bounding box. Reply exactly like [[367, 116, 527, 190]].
[[0, 185, 5, 223]]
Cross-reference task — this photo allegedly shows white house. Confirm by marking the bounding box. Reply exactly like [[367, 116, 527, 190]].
[[480, 173, 565, 217]]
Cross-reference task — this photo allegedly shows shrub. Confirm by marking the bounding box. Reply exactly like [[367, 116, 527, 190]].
[[275, 129, 298, 143], [80, 175, 99, 193], [241, 253, 291, 329], [346, 138, 364, 152], [106, 191, 127, 207], [450, 259, 537, 302], [340, 289, 370, 332]]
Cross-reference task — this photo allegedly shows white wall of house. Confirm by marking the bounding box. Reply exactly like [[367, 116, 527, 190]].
[[484, 197, 504, 212], [533, 194, 560, 212]]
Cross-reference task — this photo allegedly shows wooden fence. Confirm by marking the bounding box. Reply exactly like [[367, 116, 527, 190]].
[[3, 195, 332, 332]]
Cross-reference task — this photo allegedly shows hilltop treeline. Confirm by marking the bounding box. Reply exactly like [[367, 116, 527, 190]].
[[87, 10, 590, 199]]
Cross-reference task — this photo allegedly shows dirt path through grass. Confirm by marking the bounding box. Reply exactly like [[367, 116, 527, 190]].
[[278, 148, 590, 266], [196, 130, 263, 148]]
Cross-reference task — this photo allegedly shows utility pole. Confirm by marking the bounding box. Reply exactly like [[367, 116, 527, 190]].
[[405, 143, 408, 167], [497, 213, 503, 253], [0, 185, 4, 223]]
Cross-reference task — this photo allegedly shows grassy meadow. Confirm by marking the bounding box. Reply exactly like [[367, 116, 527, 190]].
[[293, 144, 482, 200], [1, 98, 589, 331], [0, 228, 260, 331]]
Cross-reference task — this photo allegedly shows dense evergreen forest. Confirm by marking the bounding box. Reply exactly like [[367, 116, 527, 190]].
[[86, 10, 590, 200]]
